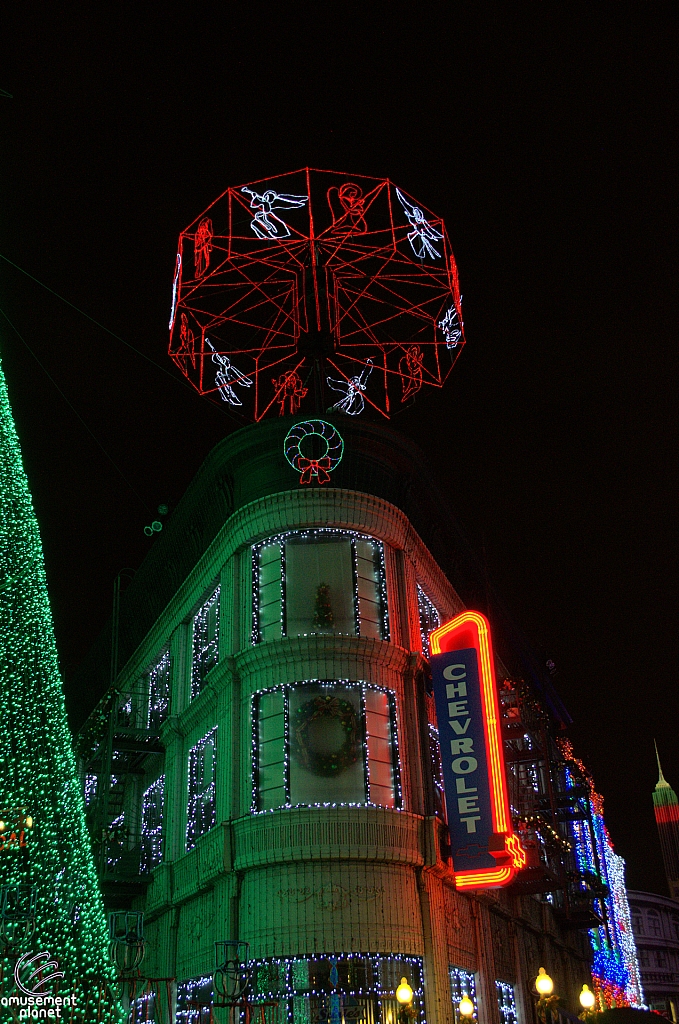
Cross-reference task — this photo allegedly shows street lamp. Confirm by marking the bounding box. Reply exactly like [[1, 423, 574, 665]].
[[579, 985, 596, 1011], [535, 968, 557, 1024], [396, 978, 415, 1024], [459, 995, 475, 1018], [214, 941, 250, 1004], [535, 969, 554, 997], [396, 979, 413, 1005]]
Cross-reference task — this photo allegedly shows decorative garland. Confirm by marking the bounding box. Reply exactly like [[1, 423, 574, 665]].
[[292, 695, 360, 777]]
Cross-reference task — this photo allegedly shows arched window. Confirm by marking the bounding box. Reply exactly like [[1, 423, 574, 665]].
[[646, 909, 662, 937], [253, 681, 400, 811]]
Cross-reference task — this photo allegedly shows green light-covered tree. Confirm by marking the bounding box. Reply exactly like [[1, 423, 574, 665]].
[[0, 353, 121, 1020]]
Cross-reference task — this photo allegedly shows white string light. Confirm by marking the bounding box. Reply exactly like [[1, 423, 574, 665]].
[[186, 728, 217, 851], [252, 530, 389, 646], [252, 681, 402, 814], [191, 586, 220, 700]]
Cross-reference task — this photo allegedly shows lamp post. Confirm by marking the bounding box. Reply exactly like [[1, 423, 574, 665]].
[[214, 941, 251, 1006], [535, 968, 557, 1024], [578, 984, 597, 1021], [458, 995, 475, 1021], [108, 910, 146, 975], [396, 978, 415, 1024]]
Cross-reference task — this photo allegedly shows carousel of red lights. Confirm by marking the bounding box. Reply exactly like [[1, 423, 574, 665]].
[[168, 168, 465, 421]]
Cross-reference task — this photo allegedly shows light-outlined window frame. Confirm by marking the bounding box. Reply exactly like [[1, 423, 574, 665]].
[[251, 530, 389, 645], [417, 584, 440, 659], [251, 680, 401, 814], [191, 586, 221, 700], [186, 727, 217, 851], [140, 775, 165, 873]]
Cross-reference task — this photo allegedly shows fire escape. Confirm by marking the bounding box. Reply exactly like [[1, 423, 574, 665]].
[[499, 679, 608, 929], [78, 672, 166, 907]]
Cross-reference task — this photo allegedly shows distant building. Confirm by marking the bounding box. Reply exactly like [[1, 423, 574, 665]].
[[629, 890, 679, 1019], [653, 748, 679, 901]]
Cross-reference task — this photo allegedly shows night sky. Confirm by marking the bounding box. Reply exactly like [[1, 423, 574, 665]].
[[0, 6, 676, 895]]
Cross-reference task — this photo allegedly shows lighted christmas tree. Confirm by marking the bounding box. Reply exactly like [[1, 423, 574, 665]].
[[0, 351, 120, 1020], [313, 583, 334, 629]]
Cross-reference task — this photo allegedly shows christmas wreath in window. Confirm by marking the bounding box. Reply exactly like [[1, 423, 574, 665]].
[[292, 694, 361, 777]]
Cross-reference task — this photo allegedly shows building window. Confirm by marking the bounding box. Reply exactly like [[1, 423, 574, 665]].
[[496, 982, 518, 1024], [647, 910, 662, 937], [428, 724, 446, 820], [632, 913, 644, 936], [176, 976, 213, 1022], [191, 587, 220, 699], [147, 648, 171, 730], [140, 776, 164, 873], [187, 728, 217, 851], [253, 681, 401, 812], [656, 951, 669, 969], [449, 967, 477, 1022], [248, 955, 423, 1024], [253, 531, 389, 644], [417, 585, 440, 658], [672, 916, 679, 942]]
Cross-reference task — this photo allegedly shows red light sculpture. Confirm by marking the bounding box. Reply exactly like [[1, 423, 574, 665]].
[[169, 168, 465, 421]]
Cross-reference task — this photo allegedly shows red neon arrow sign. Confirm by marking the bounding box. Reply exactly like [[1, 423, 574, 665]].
[[430, 610, 525, 890]]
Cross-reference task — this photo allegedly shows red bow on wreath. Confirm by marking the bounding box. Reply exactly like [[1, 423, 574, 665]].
[[298, 457, 332, 485]]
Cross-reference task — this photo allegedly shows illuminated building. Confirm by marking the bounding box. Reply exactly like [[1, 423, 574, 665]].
[[560, 744, 644, 1008], [75, 172, 642, 1022], [75, 416, 648, 1022], [653, 747, 679, 900]]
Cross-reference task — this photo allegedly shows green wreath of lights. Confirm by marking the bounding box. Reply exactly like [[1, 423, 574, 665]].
[[292, 695, 360, 777]]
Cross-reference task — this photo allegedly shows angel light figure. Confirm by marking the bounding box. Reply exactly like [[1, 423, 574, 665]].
[[438, 306, 463, 348], [241, 187, 308, 239], [194, 217, 213, 278], [206, 340, 253, 405], [399, 345, 424, 402], [396, 188, 443, 260], [327, 359, 374, 416], [177, 313, 196, 371]]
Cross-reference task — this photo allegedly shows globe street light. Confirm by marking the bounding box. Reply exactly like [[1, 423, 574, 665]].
[[579, 985, 596, 1011], [535, 969, 554, 997], [535, 968, 557, 1024], [459, 995, 475, 1018], [396, 978, 415, 1024], [396, 979, 414, 1006]]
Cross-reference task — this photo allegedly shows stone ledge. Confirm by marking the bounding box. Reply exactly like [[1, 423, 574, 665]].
[[232, 806, 424, 871]]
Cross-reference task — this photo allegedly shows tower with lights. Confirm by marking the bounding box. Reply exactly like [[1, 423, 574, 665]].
[[653, 746, 679, 901], [75, 170, 642, 1023]]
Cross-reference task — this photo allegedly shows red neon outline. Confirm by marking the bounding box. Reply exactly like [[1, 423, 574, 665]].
[[429, 610, 523, 890], [169, 169, 466, 421]]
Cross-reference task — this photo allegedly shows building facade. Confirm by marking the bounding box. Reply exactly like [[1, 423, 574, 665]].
[[629, 891, 679, 1019], [76, 416, 637, 1023]]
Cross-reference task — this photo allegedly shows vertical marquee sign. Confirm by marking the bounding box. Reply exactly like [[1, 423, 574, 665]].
[[430, 611, 525, 889]]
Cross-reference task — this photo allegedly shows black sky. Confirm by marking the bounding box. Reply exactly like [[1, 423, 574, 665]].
[[0, 4, 676, 894]]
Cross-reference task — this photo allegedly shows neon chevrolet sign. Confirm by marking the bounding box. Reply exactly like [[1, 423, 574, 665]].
[[430, 611, 525, 889]]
